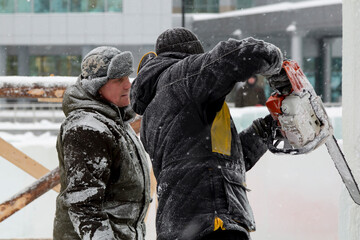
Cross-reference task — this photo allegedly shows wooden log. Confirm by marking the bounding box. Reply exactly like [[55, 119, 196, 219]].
[[0, 167, 60, 222], [0, 137, 60, 192], [0, 76, 76, 99]]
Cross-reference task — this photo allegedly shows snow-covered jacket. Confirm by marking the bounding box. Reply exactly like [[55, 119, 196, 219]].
[[130, 38, 282, 240], [53, 79, 151, 240]]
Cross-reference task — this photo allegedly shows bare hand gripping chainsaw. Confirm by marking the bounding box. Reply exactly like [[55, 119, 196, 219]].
[[266, 60, 360, 205]]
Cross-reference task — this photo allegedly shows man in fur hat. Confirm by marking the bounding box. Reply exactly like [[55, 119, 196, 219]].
[[53, 46, 151, 240]]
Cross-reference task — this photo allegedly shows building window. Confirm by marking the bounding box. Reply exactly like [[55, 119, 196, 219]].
[[185, 0, 219, 13], [34, 0, 49, 13], [0, 0, 14, 13], [6, 56, 18, 75], [30, 55, 81, 76], [70, 0, 85, 12], [236, 0, 253, 9], [303, 57, 342, 103], [331, 57, 342, 102], [0, 0, 123, 13], [16, 0, 32, 12], [51, 0, 68, 13], [87, 0, 105, 12], [107, 0, 122, 12]]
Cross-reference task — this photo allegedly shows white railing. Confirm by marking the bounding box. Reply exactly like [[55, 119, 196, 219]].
[[0, 102, 64, 123]]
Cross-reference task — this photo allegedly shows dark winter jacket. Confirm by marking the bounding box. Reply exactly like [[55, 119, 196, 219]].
[[53, 79, 151, 240], [130, 37, 282, 240]]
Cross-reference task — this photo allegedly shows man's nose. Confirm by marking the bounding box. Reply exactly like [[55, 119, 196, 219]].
[[123, 77, 131, 89]]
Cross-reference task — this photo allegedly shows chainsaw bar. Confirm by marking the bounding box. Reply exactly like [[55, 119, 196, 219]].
[[266, 60, 360, 205], [325, 136, 360, 205]]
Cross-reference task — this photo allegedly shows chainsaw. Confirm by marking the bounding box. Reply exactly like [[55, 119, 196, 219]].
[[265, 60, 360, 205]]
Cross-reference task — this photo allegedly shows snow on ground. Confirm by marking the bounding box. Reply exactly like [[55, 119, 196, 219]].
[[0, 106, 345, 239]]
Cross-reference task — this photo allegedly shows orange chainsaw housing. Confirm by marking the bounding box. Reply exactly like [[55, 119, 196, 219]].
[[265, 60, 305, 120]]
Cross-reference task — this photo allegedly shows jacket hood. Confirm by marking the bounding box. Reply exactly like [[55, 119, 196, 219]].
[[130, 52, 189, 115], [63, 77, 135, 122]]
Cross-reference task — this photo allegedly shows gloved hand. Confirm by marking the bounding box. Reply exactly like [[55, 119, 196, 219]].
[[267, 67, 292, 95], [256, 42, 283, 76], [252, 114, 274, 140]]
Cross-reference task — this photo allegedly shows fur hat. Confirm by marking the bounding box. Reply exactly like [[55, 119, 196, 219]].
[[155, 27, 204, 55], [80, 46, 134, 96]]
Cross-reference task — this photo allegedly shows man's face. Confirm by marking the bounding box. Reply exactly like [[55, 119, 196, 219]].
[[99, 76, 131, 107]]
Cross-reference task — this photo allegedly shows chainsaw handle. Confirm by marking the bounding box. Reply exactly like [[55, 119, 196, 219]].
[[267, 138, 300, 155]]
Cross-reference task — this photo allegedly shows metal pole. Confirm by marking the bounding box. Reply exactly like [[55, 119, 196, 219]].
[[322, 38, 333, 103], [182, 0, 185, 27]]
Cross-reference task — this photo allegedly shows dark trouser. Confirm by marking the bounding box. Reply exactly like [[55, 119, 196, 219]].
[[200, 230, 249, 240]]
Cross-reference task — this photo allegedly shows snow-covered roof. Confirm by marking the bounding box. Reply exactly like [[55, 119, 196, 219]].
[[193, 0, 342, 21]]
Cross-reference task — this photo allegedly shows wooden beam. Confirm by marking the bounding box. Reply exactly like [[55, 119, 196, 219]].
[[0, 167, 60, 222], [37, 98, 63, 103], [0, 137, 60, 192]]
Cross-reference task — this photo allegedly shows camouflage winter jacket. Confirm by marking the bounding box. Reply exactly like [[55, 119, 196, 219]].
[[130, 37, 283, 240], [53, 79, 151, 240]]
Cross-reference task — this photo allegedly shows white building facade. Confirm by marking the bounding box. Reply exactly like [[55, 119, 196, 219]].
[[0, 0, 172, 77]]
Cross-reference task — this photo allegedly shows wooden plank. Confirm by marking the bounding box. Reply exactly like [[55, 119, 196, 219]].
[[0, 137, 60, 192], [0, 167, 60, 222], [37, 98, 63, 103]]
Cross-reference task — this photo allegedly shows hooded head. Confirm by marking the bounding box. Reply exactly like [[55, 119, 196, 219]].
[[155, 27, 204, 55], [80, 46, 134, 96]]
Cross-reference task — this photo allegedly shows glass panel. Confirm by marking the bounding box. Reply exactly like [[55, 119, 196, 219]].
[[107, 0, 122, 12], [236, 0, 252, 9], [70, 0, 81, 12], [51, 0, 68, 12], [30, 55, 81, 76], [88, 0, 104, 12], [16, 0, 32, 13], [331, 57, 342, 102], [0, 0, 14, 13], [303, 57, 317, 87], [185, 0, 219, 13], [62, 56, 81, 76], [6, 56, 18, 75], [34, 0, 50, 13], [30, 56, 50, 76]]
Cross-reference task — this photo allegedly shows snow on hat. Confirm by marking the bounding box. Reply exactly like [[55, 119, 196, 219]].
[[155, 27, 204, 55], [80, 46, 134, 96]]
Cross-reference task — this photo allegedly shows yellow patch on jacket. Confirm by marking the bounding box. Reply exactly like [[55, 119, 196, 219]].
[[214, 217, 226, 231], [211, 102, 231, 156]]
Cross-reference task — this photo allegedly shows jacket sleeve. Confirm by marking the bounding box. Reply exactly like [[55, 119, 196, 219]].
[[238, 124, 268, 171], [186, 37, 283, 104], [61, 126, 116, 240]]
